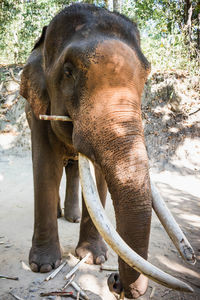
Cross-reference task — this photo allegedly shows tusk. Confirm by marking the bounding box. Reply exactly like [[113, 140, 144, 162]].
[[39, 114, 72, 122], [78, 153, 193, 293], [150, 180, 196, 265]]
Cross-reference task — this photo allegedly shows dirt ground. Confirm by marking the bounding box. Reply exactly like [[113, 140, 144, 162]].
[[0, 67, 200, 299]]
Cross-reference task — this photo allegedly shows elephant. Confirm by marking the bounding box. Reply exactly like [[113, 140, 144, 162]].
[[20, 3, 195, 299]]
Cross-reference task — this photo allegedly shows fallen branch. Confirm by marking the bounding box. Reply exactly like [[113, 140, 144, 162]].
[[161, 289, 171, 297], [70, 281, 90, 300], [40, 291, 73, 297], [100, 264, 118, 271], [62, 274, 76, 290], [149, 287, 156, 299], [65, 253, 90, 281], [189, 107, 200, 116], [45, 259, 68, 281], [0, 275, 18, 280], [9, 68, 20, 83], [9, 292, 25, 300]]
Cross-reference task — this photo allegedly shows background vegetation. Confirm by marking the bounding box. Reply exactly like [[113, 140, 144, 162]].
[[0, 0, 199, 74]]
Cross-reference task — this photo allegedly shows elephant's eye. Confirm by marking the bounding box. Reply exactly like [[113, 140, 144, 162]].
[[64, 67, 72, 78], [64, 63, 74, 79]]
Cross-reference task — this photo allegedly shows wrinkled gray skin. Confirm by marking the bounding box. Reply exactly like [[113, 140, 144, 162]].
[[20, 4, 151, 299]]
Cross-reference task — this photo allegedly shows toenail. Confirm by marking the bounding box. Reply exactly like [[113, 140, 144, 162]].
[[55, 260, 61, 268], [74, 217, 80, 223], [96, 255, 105, 264], [40, 264, 52, 273], [30, 262, 39, 272]]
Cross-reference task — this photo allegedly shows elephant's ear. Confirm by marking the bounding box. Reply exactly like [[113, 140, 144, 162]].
[[20, 26, 49, 119]]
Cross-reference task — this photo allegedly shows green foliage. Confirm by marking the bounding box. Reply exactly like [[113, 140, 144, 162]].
[[141, 29, 199, 75], [0, 0, 199, 75], [0, 0, 109, 64], [122, 0, 200, 75], [0, 0, 71, 64]]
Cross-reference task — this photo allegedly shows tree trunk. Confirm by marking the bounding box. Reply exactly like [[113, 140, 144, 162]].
[[198, 12, 200, 50], [104, 0, 108, 9], [184, 0, 191, 25], [113, 0, 121, 12], [187, 1, 193, 44], [184, 0, 193, 57]]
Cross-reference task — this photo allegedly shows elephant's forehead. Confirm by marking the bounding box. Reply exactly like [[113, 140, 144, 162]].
[[86, 39, 143, 91], [93, 39, 139, 68]]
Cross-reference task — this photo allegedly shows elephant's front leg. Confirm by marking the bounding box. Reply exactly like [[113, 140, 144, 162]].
[[29, 114, 64, 273], [64, 160, 81, 223], [76, 164, 108, 264]]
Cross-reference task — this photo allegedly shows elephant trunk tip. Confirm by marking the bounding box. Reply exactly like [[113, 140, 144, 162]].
[[107, 272, 148, 299]]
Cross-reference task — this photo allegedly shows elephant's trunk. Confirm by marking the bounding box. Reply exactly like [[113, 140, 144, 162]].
[[77, 107, 151, 298], [99, 134, 152, 298]]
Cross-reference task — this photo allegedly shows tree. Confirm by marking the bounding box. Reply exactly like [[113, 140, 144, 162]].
[[113, 0, 122, 12]]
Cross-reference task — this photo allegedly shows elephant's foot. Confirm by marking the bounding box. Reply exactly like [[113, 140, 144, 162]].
[[75, 238, 108, 264], [29, 241, 62, 273], [64, 202, 81, 223]]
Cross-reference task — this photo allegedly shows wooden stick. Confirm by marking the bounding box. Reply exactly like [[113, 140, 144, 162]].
[[9, 292, 25, 300], [150, 287, 156, 298], [9, 68, 20, 83], [40, 291, 73, 297], [45, 259, 68, 281], [39, 115, 72, 122], [100, 265, 118, 271], [70, 281, 90, 300], [189, 107, 200, 116], [62, 274, 76, 290], [77, 291, 80, 300], [65, 253, 90, 280], [0, 275, 18, 280]]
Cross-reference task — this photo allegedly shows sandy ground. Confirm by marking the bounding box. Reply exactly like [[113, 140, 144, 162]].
[[0, 69, 200, 299], [0, 151, 199, 300]]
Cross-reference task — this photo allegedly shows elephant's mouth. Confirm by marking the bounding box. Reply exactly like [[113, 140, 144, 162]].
[[39, 114, 195, 294]]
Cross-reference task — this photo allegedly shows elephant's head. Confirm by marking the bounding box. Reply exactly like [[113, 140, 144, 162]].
[[20, 4, 194, 299]]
